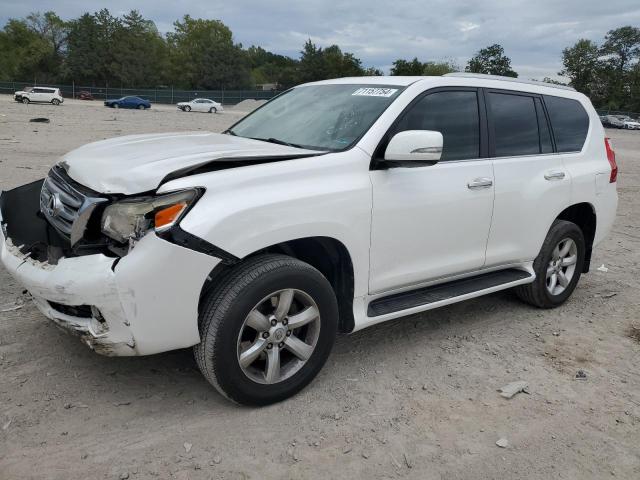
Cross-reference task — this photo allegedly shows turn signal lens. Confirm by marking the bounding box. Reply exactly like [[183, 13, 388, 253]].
[[155, 202, 187, 231]]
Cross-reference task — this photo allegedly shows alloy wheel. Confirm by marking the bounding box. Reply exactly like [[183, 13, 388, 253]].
[[237, 289, 321, 384], [546, 238, 578, 295]]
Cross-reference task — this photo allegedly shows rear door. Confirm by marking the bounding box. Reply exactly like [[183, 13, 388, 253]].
[[484, 90, 571, 266], [369, 88, 495, 293]]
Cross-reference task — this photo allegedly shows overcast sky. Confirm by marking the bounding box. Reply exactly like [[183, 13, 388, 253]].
[[2, 0, 639, 80]]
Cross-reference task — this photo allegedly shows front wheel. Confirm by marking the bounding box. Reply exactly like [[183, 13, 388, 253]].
[[194, 254, 338, 405], [22, 97, 30, 104], [113, 103, 119, 109], [184, 106, 191, 112], [515, 219, 585, 308]]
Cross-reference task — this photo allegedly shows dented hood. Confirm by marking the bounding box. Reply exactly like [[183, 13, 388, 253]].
[[61, 131, 320, 194]]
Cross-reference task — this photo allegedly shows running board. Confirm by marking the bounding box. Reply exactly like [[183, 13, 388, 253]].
[[367, 269, 532, 317]]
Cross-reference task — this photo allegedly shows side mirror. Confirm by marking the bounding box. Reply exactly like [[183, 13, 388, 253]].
[[384, 130, 443, 164]]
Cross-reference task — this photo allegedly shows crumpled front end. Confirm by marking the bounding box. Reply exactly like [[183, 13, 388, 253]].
[[0, 179, 220, 356]]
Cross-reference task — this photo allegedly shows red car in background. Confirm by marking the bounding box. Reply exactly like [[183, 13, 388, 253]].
[[77, 91, 94, 100]]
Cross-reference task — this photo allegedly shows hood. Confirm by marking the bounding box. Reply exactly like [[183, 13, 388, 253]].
[[60, 131, 321, 194]]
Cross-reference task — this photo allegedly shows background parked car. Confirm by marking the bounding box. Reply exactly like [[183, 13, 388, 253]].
[[104, 96, 151, 109], [621, 117, 640, 130], [600, 115, 625, 128], [77, 91, 94, 100], [177, 98, 223, 113], [14, 87, 63, 105]]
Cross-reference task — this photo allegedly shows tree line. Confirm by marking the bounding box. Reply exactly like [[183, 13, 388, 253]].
[[0, 9, 638, 111]]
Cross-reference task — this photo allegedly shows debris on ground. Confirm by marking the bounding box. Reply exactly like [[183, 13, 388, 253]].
[[496, 438, 509, 448], [498, 381, 529, 399], [2, 419, 11, 431], [0, 300, 24, 312], [183, 442, 192, 453], [404, 452, 413, 468], [212, 454, 222, 464], [628, 324, 640, 343], [597, 264, 609, 272], [29, 118, 50, 123], [575, 370, 588, 380]]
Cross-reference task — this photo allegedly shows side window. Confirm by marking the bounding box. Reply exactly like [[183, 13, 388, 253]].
[[544, 95, 589, 152], [394, 91, 480, 161], [535, 98, 553, 154], [488, 92, 539, 157]]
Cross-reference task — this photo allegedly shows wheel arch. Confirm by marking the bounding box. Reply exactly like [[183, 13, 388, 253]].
[[199, 236, 356, 334], [555, 202, 596, 273]]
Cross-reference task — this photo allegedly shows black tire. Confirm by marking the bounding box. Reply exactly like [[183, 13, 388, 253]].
[[113, 103, 119, 109], [515, 219, 585, 308], [52, 99, 60, 105], [194, 254, 338, 406], [185, 106, 191, 112], [22, 97, 30, 104], [209, 107, 217, 113], [138, 104, 145, 110]]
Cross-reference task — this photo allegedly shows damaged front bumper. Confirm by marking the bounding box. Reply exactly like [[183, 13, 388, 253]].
[[0, 182, 221, 356]]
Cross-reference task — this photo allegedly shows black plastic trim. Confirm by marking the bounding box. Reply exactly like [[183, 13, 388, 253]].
[[157, 225, 239, 264], [367, 268, 532, 317]]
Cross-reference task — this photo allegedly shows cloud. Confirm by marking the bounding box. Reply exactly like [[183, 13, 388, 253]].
[[1, 0, 639, 78]]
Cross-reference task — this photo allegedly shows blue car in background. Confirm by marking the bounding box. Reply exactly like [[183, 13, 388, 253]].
[[104, 96, 151, 109]]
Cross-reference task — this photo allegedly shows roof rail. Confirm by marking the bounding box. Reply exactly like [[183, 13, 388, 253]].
[[443, 72, 576, 91]]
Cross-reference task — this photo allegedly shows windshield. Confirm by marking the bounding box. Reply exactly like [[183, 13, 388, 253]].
[[228, 84, 405, 151]]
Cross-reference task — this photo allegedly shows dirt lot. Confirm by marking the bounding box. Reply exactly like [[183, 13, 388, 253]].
[[0, 96, 639, 480]]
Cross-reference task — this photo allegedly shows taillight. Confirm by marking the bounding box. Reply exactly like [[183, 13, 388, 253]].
[[605, 137, 618, 183]]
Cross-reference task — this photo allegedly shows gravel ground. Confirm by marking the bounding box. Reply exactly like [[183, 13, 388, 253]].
[[0, 96, 639, 480]]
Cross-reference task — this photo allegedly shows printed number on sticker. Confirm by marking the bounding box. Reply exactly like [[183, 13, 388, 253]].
[[352, 88, 398, 97]]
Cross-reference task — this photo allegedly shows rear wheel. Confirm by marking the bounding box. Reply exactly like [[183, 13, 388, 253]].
[[515, 220, 585, 308], [194, 254, 338, 406], [209, 107, 217, 113], [22, 97, 29, 104], [51, 99, 60, 105]]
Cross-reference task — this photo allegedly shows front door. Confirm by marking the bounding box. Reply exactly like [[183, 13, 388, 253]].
[[369, 89, 495, 294]]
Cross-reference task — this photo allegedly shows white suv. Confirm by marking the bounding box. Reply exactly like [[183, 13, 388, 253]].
[[14, 86, 64, 105], [0, 74, 618, 405]]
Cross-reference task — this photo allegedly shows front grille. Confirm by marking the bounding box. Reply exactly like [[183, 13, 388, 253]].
[[39, 165, 107, 245], [40, 166, 85, 237]]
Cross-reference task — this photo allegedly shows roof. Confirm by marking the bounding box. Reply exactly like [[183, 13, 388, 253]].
[[303, 74, 576, 93]]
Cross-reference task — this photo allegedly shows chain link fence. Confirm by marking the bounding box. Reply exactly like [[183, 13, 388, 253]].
[[0, 81, 280, 105]]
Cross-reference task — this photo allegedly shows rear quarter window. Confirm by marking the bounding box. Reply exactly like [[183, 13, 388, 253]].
[[544, 96, 590, 153]]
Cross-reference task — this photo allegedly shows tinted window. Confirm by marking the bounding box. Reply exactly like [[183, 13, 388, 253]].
[[535, 98, 553, 154], [489, 92, 539, 157], [394, 91, 480, 161], [544, 95, 589, 152]]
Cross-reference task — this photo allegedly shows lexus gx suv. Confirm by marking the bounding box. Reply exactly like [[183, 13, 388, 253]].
[[0, 74, 618, 405]]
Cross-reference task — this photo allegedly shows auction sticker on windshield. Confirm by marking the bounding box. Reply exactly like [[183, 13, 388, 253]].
[[352, 87, 398, 97]]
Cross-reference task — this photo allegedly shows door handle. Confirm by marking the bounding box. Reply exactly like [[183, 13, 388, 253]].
[[467, 177, 493, 189], [544, 171, 565, 180]]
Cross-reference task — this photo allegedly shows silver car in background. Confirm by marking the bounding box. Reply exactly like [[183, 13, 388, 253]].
[[177, 98, 223, 113]]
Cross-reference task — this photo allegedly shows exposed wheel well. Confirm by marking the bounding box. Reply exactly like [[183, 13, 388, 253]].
[[200, 237, 355, 333], [556, 203, 596, 273]]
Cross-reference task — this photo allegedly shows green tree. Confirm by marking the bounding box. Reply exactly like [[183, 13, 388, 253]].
[[422, 60, 458, 75], [298, 39, 325, 82], [167, 15, 250, 89], [390, 57, 424, 75], [0, 18, 50, 81], [110, 11, 168, 86], [560, 39, 600, 95], [466, 44, 518, 77]]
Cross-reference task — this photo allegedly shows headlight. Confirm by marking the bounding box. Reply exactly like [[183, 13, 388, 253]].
[[101, 188, 201, 243]]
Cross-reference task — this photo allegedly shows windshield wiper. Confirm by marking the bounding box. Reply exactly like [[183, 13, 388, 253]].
[[224, 129, 237, 136], [250, 137, 306, 149]]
